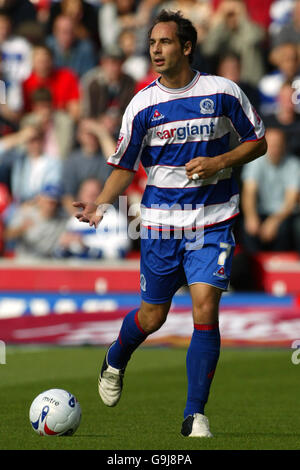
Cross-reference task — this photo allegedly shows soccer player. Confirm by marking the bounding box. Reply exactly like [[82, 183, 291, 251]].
[[73, 10, 267, 437]]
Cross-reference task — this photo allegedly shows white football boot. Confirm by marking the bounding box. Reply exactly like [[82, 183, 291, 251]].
[[98, 342, 125, 407], [181, 413, 213, 437]]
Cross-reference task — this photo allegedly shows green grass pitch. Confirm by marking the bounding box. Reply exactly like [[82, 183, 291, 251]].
[[0, 346, 299, 450]]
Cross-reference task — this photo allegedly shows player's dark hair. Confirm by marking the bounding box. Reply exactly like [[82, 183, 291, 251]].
[[0, 12, 11, 23], [148, 10, 198, 64]]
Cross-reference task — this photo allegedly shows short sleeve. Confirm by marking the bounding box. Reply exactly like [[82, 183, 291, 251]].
[[107, 98, 147, 172], [222, 80, 265, 143]]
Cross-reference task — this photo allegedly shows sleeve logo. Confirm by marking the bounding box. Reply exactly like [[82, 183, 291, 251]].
[[251, 106, 261, 124], [115, 135, 124, 152], [140, 273, 147, 292]]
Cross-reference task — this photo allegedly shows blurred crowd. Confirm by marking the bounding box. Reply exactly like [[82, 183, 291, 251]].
[[0, 0, 300, 269]]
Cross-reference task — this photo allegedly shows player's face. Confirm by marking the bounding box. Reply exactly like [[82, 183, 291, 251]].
[[149, 22, 190, 76]]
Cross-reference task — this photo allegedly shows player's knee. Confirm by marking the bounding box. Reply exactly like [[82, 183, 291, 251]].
[[145, 315, 166, 333], [139, 306, 167, 334], [193, 300, 219, 324]]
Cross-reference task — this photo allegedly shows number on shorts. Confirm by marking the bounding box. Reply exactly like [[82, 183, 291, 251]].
[[217, 242, 232, 266]]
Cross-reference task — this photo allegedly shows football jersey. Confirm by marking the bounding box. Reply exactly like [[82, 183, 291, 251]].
[[108, 71, 265, 229]]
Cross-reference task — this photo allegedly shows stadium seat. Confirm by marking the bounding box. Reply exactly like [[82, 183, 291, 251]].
[[252, 252, 300, 295]]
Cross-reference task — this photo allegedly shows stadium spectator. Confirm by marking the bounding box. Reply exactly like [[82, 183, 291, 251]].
[[262, 81, 300, 158], [0, 58, 19, 134], [80, 44, 135, 131], [241, 128, 300, 254], [3, 183, 68, 259], [0, 182, 11, 254], [201, 0, 266, 86], [216, 51, 260, 110], [61, 118, 114, 214], [22, 45, 81, 121], [46, 0, 99, 43], [258, 42, 300, 116], [118, 28, 149, 81], [98, 0, 137, 50], [268, 0, 295, 38], [21, 87, 75, 160], [96, 105, 123, 140], [58, 177, 130, 259], [46, 14, 97, 78], [134, 64, 160, 93], [0, 125, 62, 205], [98, 0, 156, 55], [216, 52, 261, 182], [212, 0, 273, 31], [33, 0, 53, 27], [271, 0, 300, 47], [0, 13, 32, 115], [0, 0, 37, 30]]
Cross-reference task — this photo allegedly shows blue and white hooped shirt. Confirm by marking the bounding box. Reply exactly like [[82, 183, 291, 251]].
[[108, 71, 265, 229]]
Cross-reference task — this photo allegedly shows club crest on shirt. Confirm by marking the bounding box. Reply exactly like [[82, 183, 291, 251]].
[[200, 98, 215, 114]]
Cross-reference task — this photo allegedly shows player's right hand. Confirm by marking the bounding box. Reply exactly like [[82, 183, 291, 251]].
[[72, 201, 103, 229]]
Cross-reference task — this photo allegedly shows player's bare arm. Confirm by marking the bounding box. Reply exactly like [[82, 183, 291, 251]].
[[73, 168, 134, 228], [185, 138, 267, 180]]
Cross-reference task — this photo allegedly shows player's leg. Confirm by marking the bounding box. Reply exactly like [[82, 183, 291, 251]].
[[181, 221, 235, 437], [107, 299, 171, 369], [181, 283, 222, 437], [108, 224, 185, 368], [99, 226, 185, 407], [98, 300, 171, 407]]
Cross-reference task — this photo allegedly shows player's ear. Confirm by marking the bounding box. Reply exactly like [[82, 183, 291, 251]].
[[183, 40, 192, 58]]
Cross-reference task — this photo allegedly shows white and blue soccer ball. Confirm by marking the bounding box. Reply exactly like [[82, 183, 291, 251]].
[[29, 388, 81, 436]]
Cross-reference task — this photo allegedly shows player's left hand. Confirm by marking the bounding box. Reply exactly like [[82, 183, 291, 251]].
[[185, 156, 222, 180], [72, 201, 103, 229]]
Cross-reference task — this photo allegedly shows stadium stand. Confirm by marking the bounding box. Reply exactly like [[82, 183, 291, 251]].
[[0, 0, 300, 347]]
